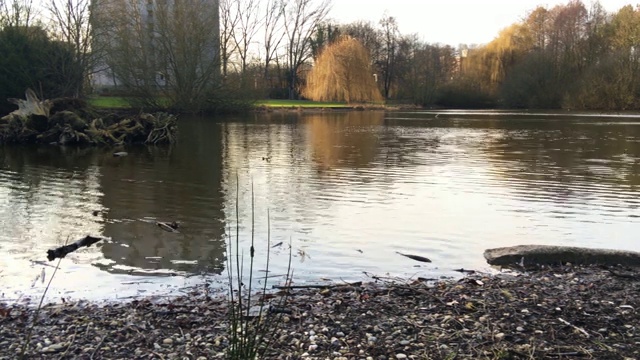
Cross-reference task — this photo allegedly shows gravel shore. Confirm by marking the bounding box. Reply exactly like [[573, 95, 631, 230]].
[[1, 264, 638, 359]]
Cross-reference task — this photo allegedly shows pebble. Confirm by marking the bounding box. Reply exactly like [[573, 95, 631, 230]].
[[41, 343, 65, 353], [1, 265, 635, 359]]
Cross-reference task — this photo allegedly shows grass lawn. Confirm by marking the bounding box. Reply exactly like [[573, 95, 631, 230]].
[[87, 97, 365, 110], [87, 96, 131, 109], [255, 99, 349, 108]]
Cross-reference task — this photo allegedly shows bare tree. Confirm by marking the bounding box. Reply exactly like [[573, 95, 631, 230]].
[[261, 0, 285, 80], [1, 0, 37, 27], [232, 0, 260, 81], [219, 0, 240, 81], [98, 0, 220, 111], [282, 0, 331, 99], [46, 0, 98, 96], [0, 0, 5, 25], [399, 38, 457, 106], [154, 0, 220, 109], [96, 0, 154, 95], [379, 14, 399, 99], [340, 20, 381, 61]]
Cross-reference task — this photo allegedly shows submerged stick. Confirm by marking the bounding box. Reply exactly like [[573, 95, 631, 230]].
[[395, 251, 432, 263], [46, 235, 105, 261], [272, 281, 362, 290]]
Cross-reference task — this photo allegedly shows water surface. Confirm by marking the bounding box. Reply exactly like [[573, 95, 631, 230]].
[[1, 110, 639, 302]]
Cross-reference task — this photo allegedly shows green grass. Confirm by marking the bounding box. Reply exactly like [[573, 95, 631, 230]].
[[255, 99, 349, 108], [87, 96, 173, 109], [87, 96, 131, 109], [88, 97, 367, 110]]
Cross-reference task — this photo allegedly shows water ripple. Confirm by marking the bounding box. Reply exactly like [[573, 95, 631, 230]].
[[2, 113, 640, 301]]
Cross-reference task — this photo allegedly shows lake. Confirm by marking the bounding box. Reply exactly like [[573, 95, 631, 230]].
[[1, 109, 640, 302]]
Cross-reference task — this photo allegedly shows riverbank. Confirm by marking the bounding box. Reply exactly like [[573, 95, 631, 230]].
[[0, 93, 177, 146], [87, 96, 421, 113], [1, 264, 638, 359]]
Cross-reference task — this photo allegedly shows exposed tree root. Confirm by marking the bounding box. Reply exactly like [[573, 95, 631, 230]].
[[0, 90, 178, 145]]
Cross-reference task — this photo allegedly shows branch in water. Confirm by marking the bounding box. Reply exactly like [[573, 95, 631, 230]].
[[46, 235, 105, 261]]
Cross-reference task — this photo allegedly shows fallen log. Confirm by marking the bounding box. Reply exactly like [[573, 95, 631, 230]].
[[47, 235, 106, 261], [272, 281, 362, 290], [484, 245, 640, 268]]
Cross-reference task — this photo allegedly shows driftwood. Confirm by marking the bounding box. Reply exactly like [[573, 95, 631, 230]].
[[484, 245, 640, 268], [47, 235, 106, 261], [6, 89, 51, 117], [156, 221, 179, 233], [453, 268, 476, 274], [272, 281, 362, 290], [1, 89, 177, 145], [395, 251, 431, 263]]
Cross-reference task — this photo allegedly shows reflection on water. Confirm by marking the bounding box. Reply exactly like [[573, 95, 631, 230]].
[[1, 111, 640, 301], [98, 125, 226, 276], [306, 112, 383, 169]]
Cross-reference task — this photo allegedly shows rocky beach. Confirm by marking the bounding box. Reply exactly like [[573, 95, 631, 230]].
[[1, 264, 638, 359]]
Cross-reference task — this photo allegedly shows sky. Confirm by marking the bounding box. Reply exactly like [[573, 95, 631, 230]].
[[329, 0, 636, 46]]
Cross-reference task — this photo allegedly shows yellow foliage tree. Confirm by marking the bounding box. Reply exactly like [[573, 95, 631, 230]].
[[303, 36, 383, 103]]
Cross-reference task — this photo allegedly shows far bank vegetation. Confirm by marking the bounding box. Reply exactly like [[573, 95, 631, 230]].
[[303, 36, 382, 103], [2, 0, 640, 113]]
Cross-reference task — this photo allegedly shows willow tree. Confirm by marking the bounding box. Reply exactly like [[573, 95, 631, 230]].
[[303, 36, 382, 103]]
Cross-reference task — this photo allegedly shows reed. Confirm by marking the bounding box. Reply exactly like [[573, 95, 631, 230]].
[[226, 178, 292, 359]]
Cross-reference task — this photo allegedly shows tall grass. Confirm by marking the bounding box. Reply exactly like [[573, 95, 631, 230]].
[[226, 180, 292, 359]]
